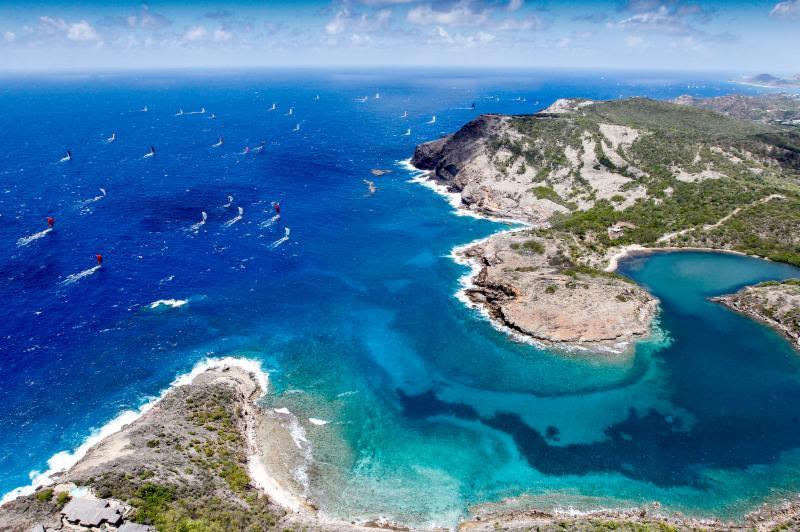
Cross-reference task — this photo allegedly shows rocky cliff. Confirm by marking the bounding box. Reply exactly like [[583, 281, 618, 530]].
[[413, 96, 800, 350]]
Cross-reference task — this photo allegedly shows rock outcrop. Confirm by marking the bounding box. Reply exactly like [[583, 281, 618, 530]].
[[412, 96, 800, 349], [712, 279, 800, 347], [460, 231, 657, 351]]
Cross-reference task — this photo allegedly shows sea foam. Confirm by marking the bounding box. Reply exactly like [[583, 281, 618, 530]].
[[0, 356, 268, 505]]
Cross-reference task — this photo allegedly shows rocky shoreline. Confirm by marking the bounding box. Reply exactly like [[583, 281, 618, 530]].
[[711, 279, 800, 349], [457, 498, 800, 531], [3, 362, 800, 531], [410, 111, 661, 353], [455, 229, 658, 353], [0, 361, 379, 532]]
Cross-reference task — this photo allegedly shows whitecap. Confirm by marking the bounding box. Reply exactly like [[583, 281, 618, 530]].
[[308, 418, 329, 426], [148, 299, 188, 310]]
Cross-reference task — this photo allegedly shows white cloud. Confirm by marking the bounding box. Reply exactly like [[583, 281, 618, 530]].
[[508, 0, 524, 12], [326, 7, 391, 35], [770, 0, 800, 17], [33, 16, 99, 43], [213, 28, 232, 42], [183, 25, 208, 42], [350, 33, 372, 45], [433, 25, 495, 46], [4, 31, 16, 43], [407, 2, 489, 27], [492, 15, 541, 31], [325, 8, 349, 34], [67, 20, 99, 42]]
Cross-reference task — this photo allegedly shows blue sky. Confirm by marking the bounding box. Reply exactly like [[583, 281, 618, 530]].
[[0, 0, 797, 72]]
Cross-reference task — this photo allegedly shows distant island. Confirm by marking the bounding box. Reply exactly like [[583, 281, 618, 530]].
[[412, 95, 800, 353], [733, 73, 800, 89]]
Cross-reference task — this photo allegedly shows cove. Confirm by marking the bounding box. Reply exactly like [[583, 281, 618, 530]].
[[1, 72, 798, 527]]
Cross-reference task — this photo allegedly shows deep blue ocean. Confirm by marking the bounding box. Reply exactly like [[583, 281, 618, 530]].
[[2, 69, 800, 526]]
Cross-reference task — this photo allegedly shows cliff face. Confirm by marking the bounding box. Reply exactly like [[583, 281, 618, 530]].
[[412, 96, 800, 350]]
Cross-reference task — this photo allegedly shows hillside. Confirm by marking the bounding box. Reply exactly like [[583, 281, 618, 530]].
[[675, 93, 800, 126], [412, 96, 800, 349]]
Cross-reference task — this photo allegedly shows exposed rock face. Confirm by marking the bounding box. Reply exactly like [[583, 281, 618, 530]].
[[457, 499, 800, 531], [712, 280, 800, 347], [411, 114, 569, 223], [461, 231, 657, 350], [412, 96, 800, 349]]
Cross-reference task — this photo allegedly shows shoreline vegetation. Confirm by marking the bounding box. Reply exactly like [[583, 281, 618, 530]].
[[3, 361, 800, 531], [410, 94, 800, 355], [4, 93, 800, 531]]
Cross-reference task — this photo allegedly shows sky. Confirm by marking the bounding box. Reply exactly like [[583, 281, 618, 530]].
[[0, 0, 798, 73]]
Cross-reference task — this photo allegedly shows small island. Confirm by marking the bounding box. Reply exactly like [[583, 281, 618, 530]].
[[733, 73, 800, 89]]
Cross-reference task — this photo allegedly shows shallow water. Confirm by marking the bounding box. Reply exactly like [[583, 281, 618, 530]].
[[1, 70, 799, 526]]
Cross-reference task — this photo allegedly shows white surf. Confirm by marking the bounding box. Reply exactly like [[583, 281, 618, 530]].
[[17, 228, 52, 247]]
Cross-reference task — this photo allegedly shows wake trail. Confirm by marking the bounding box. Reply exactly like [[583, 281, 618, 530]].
[[17, 228, 52, 247], [270, 227, 290, 249], [223, 207, 243, 228], [259, 214, 280, 229], [83, 188, 107, 204], [61, 265, 100, 286], [189, 211, 208, 233]]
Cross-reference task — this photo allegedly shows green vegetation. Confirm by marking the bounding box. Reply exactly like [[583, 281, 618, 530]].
[[689, 196, 800, 266], [55, 491, 71, 509], [531, 185, 561, 202], [562, 264, 635, 284], [34, 488, 53, 503], [131, 483, 175, 525], [756, 278, 800, 288], [71, 383, 281, 532], [493, 98, 800, 271], [510, 239, 545, 254]]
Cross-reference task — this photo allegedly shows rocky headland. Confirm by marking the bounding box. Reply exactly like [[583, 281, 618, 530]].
[[712, 279, 800, 348], [0, 362, 378, 532], [413, 95, 800, 351], [458, 230, 657, 351], [5, 361, 800, 532]]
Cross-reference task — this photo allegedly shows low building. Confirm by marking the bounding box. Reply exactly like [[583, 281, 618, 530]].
[[608, 221, 637, 240]]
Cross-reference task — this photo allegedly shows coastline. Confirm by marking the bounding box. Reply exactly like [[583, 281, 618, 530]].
[[0, 356, 306, 516], [403, 153, 800, 530], [604, 244, 766, 273], [403, 158, 657, 356]]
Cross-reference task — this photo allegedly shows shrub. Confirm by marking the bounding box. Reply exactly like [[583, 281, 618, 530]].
[[56, 491, 71, 509], [35, 488, 53, 503]]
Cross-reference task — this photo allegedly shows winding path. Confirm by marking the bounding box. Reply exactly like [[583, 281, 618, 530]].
[[656, 193, 784, 244]]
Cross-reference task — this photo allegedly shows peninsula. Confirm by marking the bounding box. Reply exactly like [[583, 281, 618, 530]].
[[412, 96, 800, 351]]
